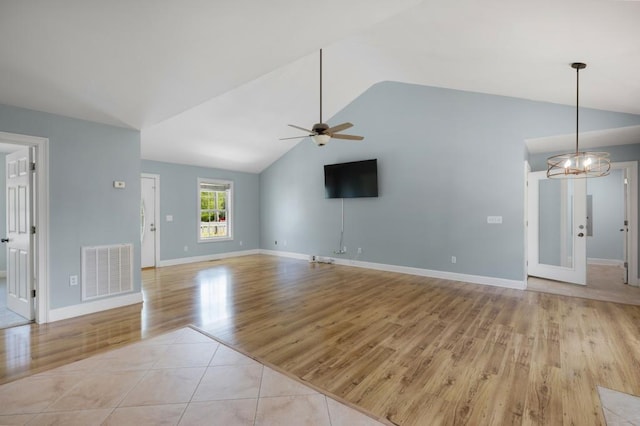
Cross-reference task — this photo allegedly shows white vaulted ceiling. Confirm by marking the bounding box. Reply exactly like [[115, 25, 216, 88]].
[[1, 0, 640, 172]]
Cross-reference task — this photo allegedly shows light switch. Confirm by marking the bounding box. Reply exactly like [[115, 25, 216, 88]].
[[487, 216, 503, 224], [113, 181, 126, 189], [166, 215, 173, 222]]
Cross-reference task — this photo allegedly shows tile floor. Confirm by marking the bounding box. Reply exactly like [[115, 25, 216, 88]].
[[0, 327, 389, 425], [599, 386, 640, 425], [0, 280, 32, 330], [527, 264, 640, 306]]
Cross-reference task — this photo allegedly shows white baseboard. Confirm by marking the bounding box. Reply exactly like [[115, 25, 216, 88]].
[[259, 249, 310, 261], [259, 250, 526, 290], [587, 258, 624, 267], [158, 249, 260, 267], [48, 292, 143, 323], [0, 270, 5, 278]]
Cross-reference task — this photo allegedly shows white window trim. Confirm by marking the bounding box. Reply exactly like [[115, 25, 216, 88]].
[[197, 178, 233, 243]]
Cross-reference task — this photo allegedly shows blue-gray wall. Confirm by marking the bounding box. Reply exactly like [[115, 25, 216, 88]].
[[260, 81, 640, 281], [141, 160, 259, 261], [0, 104, 141, 310]]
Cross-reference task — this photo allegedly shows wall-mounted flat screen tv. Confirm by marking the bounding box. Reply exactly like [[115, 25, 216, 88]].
[[324, 159, 378, 199]]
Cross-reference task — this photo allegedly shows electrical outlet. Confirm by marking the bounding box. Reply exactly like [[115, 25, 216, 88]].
[[184, 246, 188, 252], [69, 275, 78, 286], [343, 246, 347, 253], [239, 240, 243, 246], [451, 256, 457, 264], [357, 247, 362, 254], [283, 240, 287, 246]]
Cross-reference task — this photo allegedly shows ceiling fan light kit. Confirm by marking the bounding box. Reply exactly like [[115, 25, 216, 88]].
[[546, 63, 611, 178], [312, 134, 331, 146], [280, 49, 364, 146]]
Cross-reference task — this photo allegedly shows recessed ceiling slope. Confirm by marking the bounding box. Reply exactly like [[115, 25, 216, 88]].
[[0, 0, 421, 129], [141, 42, 389, 172], [355, 0, 640, 115], [2, 0, 640, 173]]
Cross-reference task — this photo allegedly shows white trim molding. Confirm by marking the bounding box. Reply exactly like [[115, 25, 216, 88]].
[[0, 131, 50, 324], [260, 250, 526, 290], [158, 249, 260, 267], [141, 173, 161, 268], [587, 258, 625, 267], [613, 161, 639, 287], [48, 292, 143, 323], [259, 250, 310, 261]]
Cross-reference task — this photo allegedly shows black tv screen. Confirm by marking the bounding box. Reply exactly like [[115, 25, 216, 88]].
[[324, 159, 378, 199]]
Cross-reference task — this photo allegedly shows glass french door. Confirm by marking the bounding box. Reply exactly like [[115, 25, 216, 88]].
[[527, 171, 587, 285]]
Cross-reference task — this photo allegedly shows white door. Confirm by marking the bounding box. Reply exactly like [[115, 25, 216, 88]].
[[141, 175, 158, 268], [527, 171, 587, 285], [622, 169, 630, 284], [4, 148, 34, 319]]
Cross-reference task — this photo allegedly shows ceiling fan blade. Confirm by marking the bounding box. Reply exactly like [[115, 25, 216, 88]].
[[332, 134, 364, 141], [279, 135, 310, 141], [288, 124, 314, 133], [326, 122, 353, 134]]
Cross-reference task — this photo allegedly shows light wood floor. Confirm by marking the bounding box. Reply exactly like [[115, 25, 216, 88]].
[[2, 255, 640, 425]]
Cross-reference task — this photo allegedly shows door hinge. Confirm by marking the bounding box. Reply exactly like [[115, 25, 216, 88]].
[[624, 220, 629, 226], [32, 289, 36, 298], [30, 162, 36, 171], [624, 262, 629, 268], [31, 226, 36, 234]]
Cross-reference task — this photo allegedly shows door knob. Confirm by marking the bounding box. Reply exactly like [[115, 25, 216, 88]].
[[578, 233, 584, 237], [1, 238, 8, 243]]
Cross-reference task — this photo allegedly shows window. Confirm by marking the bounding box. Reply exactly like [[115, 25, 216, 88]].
[[198, 179, 232, 242]]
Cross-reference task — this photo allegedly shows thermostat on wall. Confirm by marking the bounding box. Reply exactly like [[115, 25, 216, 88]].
[[113, 181, 126, 189]]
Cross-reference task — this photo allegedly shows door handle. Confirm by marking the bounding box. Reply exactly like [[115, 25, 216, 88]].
[[150, 224, 156, 232], [1, 238, 9, 243], [578, 233, 584, 237]]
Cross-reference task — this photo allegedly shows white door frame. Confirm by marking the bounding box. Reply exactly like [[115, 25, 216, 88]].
[[0, 131, 49, 323], [141, 173, 160, 268], [524, 161, 531, 286], [611, 161, 638, 286]]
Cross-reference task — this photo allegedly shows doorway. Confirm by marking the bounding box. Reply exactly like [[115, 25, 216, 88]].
[[0, 131, 49, 326], [527, 161, 640, 304], [0, 142, 37, 327], [141, 174, 160, 268]]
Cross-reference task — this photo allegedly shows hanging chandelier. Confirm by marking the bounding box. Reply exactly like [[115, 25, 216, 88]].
[[546, 63, 610, 178]]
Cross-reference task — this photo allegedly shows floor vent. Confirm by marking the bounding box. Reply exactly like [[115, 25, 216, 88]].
[[82, 244, 133, 301]]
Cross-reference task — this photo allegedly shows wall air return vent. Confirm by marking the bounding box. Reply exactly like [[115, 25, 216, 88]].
[[81, 244, 133, 301]]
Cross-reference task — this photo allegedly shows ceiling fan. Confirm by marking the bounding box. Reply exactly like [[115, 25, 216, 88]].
[[280, 49, 364, 147]]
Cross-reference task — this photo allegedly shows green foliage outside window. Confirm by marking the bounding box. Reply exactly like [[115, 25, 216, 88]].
[[199, 187, 229, 238]]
